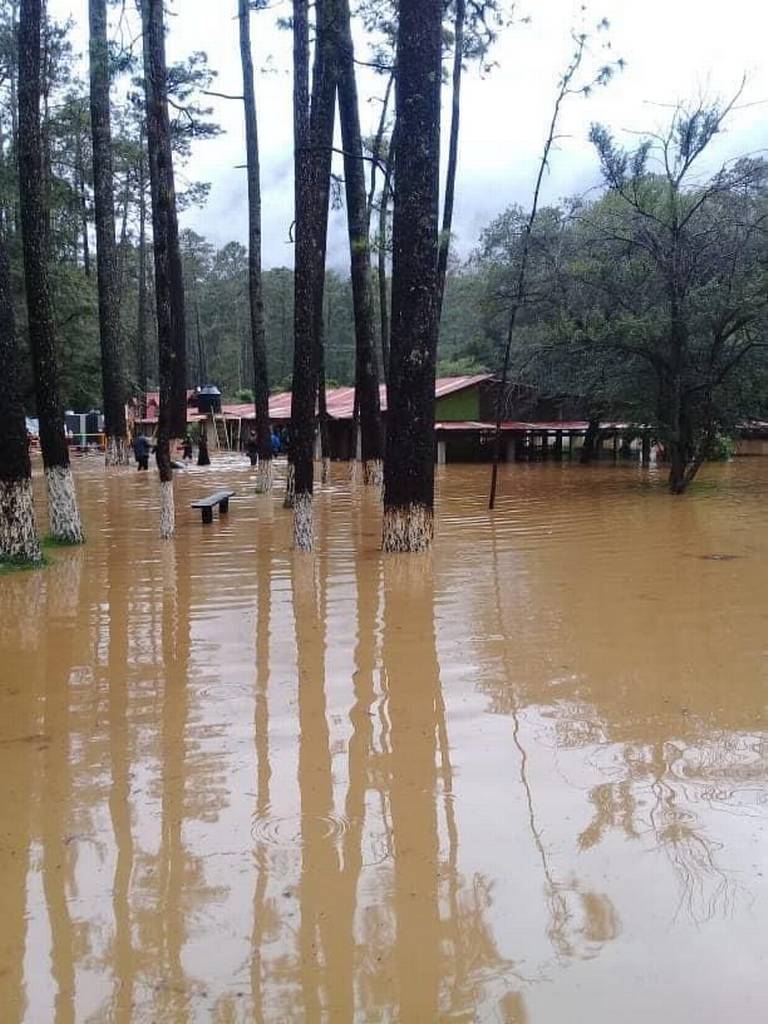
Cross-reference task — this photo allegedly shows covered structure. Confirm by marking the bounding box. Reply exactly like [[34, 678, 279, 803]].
[[132, 376, 641, 462]]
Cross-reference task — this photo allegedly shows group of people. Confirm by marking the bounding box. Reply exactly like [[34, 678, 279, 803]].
[[132, 426, 285, 471], [245, 428, 283, 467], [132, 432, 210, 471]]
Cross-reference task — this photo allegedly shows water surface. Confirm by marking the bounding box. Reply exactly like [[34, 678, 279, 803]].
[[1, 457, 767, 1022]]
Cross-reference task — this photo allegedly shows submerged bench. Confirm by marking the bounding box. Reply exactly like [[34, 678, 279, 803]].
[[191, 489, 235, 524]]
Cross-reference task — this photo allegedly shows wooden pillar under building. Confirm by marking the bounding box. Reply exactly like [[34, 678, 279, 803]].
[[540, 432, 550, 459], [554, 431, 563, 460], [612, 432, 619, 461], [436, 439, 446, 465]]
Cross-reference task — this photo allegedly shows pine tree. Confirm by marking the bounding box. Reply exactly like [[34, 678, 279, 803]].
[[141, 0, 187, 538], [337, 0, 383, 486], [18, 0, 84, 545], [290, 0, 337, 549], [238, 0, 272, 492], [0, 228, 42, 564], [382, 0, 442, 551], [89, 0, 129, 465]]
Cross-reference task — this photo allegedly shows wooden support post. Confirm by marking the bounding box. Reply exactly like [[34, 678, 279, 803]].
[[202, 507, 213, 525], [436, 440, 446, 465], [613, 433, 619, 461], [540, 432, 550, 460], [554, 431, 563, 460]]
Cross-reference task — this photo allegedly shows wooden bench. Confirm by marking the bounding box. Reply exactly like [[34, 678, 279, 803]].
[[191, 489, 235, 524]]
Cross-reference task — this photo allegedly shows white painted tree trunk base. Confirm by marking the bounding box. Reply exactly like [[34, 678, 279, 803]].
[[349, 459, 361, 484], [363, 459, 383, 487], [293, 492, 313, 551], [283, 463, 296, 508], [159, 480, 175, 539], [256, 458, 273, 494], [105, 436, 130, 467], [45, 466, 84, 544], [0, 479, 42, 563], [382, 504, 434, 553], [320, 457, 331, 484]]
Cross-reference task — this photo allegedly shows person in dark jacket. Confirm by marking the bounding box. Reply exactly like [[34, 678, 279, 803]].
[[133, 433, 152, 471], [245, 429, 259, 467]]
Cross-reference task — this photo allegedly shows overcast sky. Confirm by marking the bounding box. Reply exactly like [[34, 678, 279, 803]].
[[51, 0, 768, 269]]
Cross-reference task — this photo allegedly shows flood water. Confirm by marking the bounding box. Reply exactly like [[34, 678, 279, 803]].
[[1, 456, 768, 1022]]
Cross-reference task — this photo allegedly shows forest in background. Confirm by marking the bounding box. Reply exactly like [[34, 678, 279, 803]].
[[0, 0, 496, 411]]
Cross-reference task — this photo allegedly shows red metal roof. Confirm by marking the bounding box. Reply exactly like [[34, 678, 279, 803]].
[[136, 376, 496, 424], [215, 375, 493, 422]]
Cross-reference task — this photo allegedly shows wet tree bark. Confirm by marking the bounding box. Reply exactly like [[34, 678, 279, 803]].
[[142, 0, 187, 538], [89, 0, 129, 465], [287, 0, 309, 515], [0, 229, 42, 563], [136, 145, 148, 417], [377, 124, 396, 385], [337, 0, 384, 485], [290, 0, 337, 548], [382, 0, 442, 552], [18, 0, 84, 544], [316, 319, 331, 482], [238, 0, 272, 493], [75, 130, 91, 276], [436, 0, 465, 321]]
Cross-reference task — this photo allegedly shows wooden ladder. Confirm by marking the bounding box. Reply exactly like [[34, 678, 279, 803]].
[[213, 414, 228, 451]]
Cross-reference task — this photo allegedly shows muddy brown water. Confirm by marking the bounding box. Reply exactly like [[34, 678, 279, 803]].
[[1, 456, 768, 1022]]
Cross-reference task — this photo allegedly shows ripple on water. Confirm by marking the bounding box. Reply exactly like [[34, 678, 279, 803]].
[[251, 810, 351, 847]]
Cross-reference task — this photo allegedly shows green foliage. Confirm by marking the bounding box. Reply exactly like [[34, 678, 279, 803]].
[[0, 552, 48, 574]]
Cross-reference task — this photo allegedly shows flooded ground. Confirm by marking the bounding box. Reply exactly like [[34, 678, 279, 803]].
[[1, 455, 768, 1022]]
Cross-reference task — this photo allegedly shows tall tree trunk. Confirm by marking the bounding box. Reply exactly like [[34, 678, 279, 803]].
[[290, 0, 337, 548], [377, 121, 397, 386], [0, 228, 42, 563], [337, 0, 383, 486], [76, 130, 91, 276], [18, 0, 84, 544], [239, 0, 272, 493], [316, 317, 330, 482], [136, 150, 148, 418], [382, 0, 442, 552], [116, 173, 130, 300], [89, 0, 129, 465], [285, 0, 309, 513], [436, 0, 465, 321], [142, 0, 187, 538]]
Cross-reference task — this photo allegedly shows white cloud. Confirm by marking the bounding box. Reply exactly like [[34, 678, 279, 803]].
[[51, 0, 768, 268]]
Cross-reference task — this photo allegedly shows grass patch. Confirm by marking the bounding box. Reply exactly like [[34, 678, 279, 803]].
[[0, 552, 49, 575], [42, 534, 85, 549]]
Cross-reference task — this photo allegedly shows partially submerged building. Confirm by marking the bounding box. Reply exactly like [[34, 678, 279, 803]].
[[132, 376, 634, 462]]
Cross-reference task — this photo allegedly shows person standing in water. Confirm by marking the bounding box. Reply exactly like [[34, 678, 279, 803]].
[[182, 434, 194, 463], [246, 428, 259, 467], [133, 433, 152, 471]]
